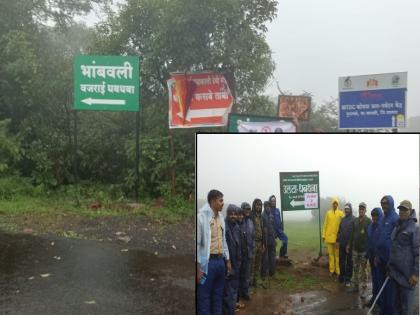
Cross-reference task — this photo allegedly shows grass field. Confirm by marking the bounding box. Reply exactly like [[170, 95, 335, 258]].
[[271, 220, 332, 291], [0, 194, 194, 223], [276, 220, 328, 258]]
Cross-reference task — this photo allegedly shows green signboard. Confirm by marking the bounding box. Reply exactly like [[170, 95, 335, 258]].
[[280, 171, 319, 211], [227, 113, 284, 132], [74, 55, 139, 111]]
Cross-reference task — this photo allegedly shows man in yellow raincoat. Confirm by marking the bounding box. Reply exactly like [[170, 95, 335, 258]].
[[322, 198, 344, 277]]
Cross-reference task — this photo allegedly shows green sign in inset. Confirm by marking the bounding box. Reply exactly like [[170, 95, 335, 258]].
[[280, 171, 319, 211], [74, 55, 139, 111]]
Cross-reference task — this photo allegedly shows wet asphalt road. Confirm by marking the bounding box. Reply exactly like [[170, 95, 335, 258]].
[[0, 232, 194, 314]]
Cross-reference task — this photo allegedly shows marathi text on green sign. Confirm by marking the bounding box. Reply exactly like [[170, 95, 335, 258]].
[[279, 171, 319, 211], [74, 55, 139, 112]]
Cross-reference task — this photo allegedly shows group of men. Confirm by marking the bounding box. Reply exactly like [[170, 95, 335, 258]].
[[323, 195, 419, 314], [196, 190, 288, 315], [197, 190, 419, 315]]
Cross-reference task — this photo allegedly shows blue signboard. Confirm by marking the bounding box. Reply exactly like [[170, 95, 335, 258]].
[[338, 72, 407, 129], [339, 88, 406, 128]]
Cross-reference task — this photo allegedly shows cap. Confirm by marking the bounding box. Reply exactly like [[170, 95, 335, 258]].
[[241, 202, 251, 210], [397, 200, 412, 211], [359, 202, 367, 208]]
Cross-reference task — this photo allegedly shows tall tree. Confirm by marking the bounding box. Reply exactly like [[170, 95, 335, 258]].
[[92, 0, 278, 196]]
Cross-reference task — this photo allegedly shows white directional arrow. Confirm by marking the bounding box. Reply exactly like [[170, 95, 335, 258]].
[[82, 98, 126, 106], [290, 199, 305, 207]]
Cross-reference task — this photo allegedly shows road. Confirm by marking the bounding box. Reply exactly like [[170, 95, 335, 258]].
[[0, 232, 194, 314]]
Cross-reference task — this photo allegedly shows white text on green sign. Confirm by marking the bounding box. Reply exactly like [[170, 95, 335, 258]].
[[74, 55, 139, 112]]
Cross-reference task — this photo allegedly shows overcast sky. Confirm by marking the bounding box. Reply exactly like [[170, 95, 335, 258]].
[[197, 134, 419, 221], [265, 0, 420, 119]]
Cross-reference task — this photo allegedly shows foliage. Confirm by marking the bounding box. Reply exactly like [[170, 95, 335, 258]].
[[0, 119, 21, 173], [237, 95, 277, 116], [309, 98, 339, 132], [0, 0, 278, 201], [0, 176, 37, 200]]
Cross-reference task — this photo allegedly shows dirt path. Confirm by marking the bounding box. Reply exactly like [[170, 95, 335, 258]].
[[236, 249, 419, 315]]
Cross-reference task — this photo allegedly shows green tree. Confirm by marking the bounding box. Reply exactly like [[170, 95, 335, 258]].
[[309, 98, 339, 132], [237, 95, 277, 116], [0, 0, 278, 199], [0, 0, 104, 185], [91, 0, 278, 196], [0, 119, 21, 173]]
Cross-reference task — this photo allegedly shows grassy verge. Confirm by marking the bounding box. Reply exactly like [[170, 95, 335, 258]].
[[0, 176, 194, 223], [269, 270, 325, 291], [267, 220, 333, 291], [279, 220, 328, 256], [0, 196, 194, 221]]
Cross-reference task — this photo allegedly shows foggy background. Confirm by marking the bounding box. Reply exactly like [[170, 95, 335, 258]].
[[197, 134, 420, 223], [80, 1, 420, 127], [264, 0, 420, 124]]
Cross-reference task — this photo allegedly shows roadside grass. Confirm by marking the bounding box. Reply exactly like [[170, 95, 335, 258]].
[[0, 176, 194, 223], [279, 220, 327, 256], [268, 220, 333, 291], [0, 193, 195, 224], [270, 270, 324, 292]]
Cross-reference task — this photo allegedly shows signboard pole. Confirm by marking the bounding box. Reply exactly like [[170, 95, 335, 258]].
[[318, 180, 322, 257], [135, 110, 140, 202], [73, 110, 80, 206], [281, 207, 284, 234]]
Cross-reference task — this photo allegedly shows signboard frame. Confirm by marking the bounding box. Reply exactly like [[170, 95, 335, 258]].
[[72, 54, 141, 202], [167, 72, 233, 128], [279, 171, 320, 211], [227, 113, 293, 133], [338, 72, 407, 129], [277, 95, 311, 121], [279, 171, 322, 256], [74, 55, 140, 112]]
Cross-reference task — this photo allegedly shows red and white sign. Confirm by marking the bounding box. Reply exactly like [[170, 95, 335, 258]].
[[167, 72, 233, 128], [304, 193, 318, 209]]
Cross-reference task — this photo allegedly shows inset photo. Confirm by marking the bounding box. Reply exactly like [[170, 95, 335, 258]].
[[196, 133, 419, 315]]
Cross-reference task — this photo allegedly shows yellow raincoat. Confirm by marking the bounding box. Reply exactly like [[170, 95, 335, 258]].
[[322, 197, 344, 274]]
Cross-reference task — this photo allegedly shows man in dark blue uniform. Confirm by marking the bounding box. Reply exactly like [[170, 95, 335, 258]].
[[268, 195, 288, 259], [387, 200, 419, 315], [223, 204, 241, 315], [238, 202, 254, 301]]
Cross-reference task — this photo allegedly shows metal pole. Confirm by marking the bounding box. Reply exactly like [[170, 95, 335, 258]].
[[73, 110, 79, 206], [135, 110, 140, 203], [367, 276, 389, 315], [169, 129, 176, 195], [318, 172, 322, 257], [318, 207, 322, 257]]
